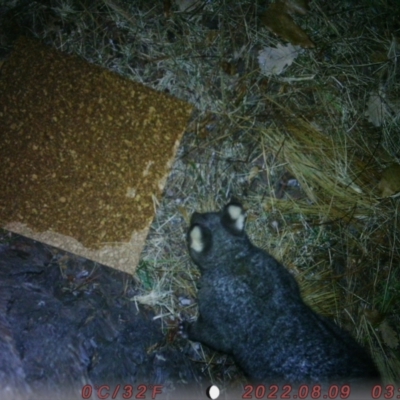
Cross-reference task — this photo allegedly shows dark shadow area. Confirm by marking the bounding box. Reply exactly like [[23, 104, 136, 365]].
[[0, 230, 208, 400]]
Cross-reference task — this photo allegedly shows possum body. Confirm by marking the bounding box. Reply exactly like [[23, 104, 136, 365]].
[[186, 201, 381, 385]]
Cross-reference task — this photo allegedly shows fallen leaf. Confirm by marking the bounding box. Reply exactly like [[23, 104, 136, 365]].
[[378, 164, 400, 197], [177, 205, 190, 223], [164, 0, 172, 18], [365, 93, 390, 127], [379, 320, 399, 349], [221, 60, 237, 75], [258, 43, 303, 76], [262, 1, 314, 48], [248, 166, 260, 183], [175, 0, 202, 12], [283, 0, 310, 15], [364, 309, 385, 325]]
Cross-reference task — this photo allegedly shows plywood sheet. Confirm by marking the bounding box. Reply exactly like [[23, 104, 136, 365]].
[[0, 37, 193, 274]]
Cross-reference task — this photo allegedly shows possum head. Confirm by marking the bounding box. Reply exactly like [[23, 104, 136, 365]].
[[187, 201, 249, 271]]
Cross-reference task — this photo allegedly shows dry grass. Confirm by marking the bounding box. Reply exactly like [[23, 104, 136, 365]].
[[2, 0, 399, 386]]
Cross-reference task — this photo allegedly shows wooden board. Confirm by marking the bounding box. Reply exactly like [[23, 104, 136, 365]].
[[0, 37, 193, 274]]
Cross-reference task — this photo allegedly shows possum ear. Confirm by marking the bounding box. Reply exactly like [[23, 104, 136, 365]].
[[188, 224, 212, 254], [221, 201, 246, 235]]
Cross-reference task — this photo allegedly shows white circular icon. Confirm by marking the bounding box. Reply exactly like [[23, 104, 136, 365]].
[[207, 385, 220, 399]]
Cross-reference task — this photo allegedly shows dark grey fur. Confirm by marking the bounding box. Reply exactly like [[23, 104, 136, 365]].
[[185, 201, 380, 385]]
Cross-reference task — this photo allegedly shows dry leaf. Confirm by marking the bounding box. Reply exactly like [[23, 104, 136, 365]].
[[364, 309, 385, 325], [164, 0, 172, 18], [370, 51, 388, 63], [220, 60, 237, 75], [262, 1, 314, 48], [378, 164, 400, 197], [177, 205, 190, 223], [283, 0, 310, 15], [365, 93, 390, 127], [175, 0, 202, 12], [388, 36, 400, 60], [248, 166, 260, 183], [258, 43, 302, 76], [379, 320, 399, 349]]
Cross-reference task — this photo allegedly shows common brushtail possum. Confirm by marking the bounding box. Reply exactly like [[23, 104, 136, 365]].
[[184, 200, 380, 385]]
